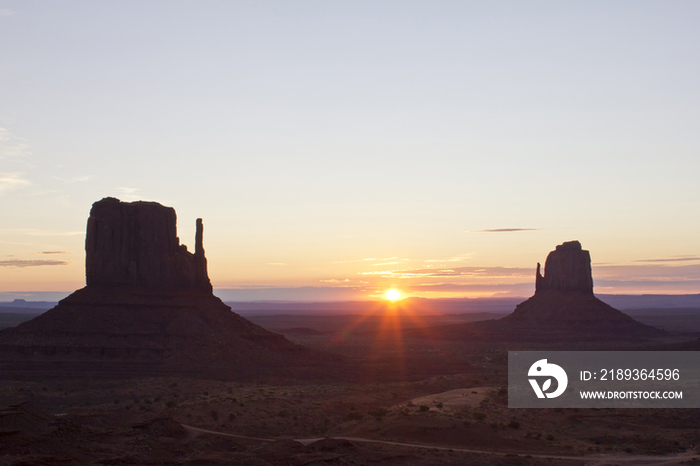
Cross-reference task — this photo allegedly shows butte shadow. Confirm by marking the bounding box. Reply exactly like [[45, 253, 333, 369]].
[[0, 198, 337, 380], [412, 241, 665, 342]]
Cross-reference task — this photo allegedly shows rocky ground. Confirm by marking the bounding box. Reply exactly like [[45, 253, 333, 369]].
[[2, 359, 700, 466]]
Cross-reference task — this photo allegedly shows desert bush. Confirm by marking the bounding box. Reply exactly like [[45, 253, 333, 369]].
[[419, 405, 430, 412], [473, 412, 486, 421], [547, 434, 555, 441], [436, 402, 443, 409], [210, 410, 218, 421], [228, 413, 236, 421], [166, 401, 177, 408], [369, 408, 388, 419], [345, 412, 364, 421], [508, 420, 520, 429], [463, 421, 471, 428]]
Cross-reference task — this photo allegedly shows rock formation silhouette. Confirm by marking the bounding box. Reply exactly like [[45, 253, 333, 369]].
[[85, 197, 211, 292], [499, 240, 662, 338], [534, 240, 593, 294], [412, 241, 665, 342], [0, 198, 330, 379]]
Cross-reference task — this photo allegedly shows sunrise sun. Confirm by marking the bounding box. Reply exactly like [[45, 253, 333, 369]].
[[385, 289, 401, 301]]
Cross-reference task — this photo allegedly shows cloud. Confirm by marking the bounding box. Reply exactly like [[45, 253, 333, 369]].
[[0, 9, 12, 17], [360, 266, 533, 279], [40, 251, 71, 255], [0, 172, 31, 194], [425, 254, 472, 263], [0, 259, 70, 267], [0, 128, 31, 159], [116, 187, 140, 201], [633, 257, 700, 263], [467, 228, 539, 233], [333, 257, 402, 264], [408, 282, 534, 292], [52, 175, 93, 183], [11, 228, 83, 237]]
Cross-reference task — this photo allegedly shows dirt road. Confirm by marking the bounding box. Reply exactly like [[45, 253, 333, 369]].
[[181, 424, 700, 465]]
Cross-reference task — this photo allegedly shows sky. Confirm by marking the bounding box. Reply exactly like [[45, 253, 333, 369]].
[[1, 1, 699, 302]]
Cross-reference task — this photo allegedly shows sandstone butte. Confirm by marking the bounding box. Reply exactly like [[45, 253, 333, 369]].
[[409, 241, 664, 342], [495, 240, 663, 339], [0, 198, 333, 380]]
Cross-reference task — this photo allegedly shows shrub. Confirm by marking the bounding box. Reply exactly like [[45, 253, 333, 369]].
[[436, 402, 443, 409], [369, 408, 388, 419], [419, 405, 430, 412], [547, 434, 555, 441], [345, 412, 364, 421], [463, 420, 471, 428], [473, 412, 486, 421], [508, 420, 520, 429], [210, 410, 218, 421]]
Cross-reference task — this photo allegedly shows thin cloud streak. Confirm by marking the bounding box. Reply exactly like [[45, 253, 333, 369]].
[[0, 173, 31, 194], [0, 259, 70, 267], [0, 128, 31, 158], [467, 228, 539, 233], [10, 229, 83, 237], [633, 257, 700, 263], [360, 266, 533, 278]]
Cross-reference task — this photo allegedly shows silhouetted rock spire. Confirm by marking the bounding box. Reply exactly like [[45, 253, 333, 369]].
[[535, 240, 593, 295], [85, 197, 211, 292]]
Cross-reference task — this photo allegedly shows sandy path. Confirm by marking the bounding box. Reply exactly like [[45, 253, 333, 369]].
[[181, 423, 700, 464]]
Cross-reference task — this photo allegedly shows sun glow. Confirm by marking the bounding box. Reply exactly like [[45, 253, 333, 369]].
[[385, 289, 401, 301]]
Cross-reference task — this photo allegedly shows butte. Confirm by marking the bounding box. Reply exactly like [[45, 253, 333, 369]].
[[0, 197, 328, 380], [423, 241, 664, 342], [496, 240, 663, 339]]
